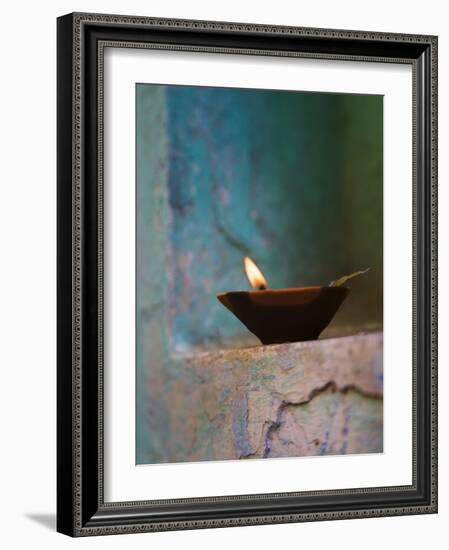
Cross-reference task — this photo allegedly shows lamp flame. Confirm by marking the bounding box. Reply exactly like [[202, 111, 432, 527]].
[[244, 257, 268, 290]]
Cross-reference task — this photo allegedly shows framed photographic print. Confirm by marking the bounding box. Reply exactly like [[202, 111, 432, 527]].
[[57, 12, 438, 536]]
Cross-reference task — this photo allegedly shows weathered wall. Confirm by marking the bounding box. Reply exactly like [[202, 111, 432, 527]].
[[137, 84, 383, 353]]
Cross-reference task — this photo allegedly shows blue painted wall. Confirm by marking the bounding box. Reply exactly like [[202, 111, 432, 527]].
[[136, 84, 383, 352]]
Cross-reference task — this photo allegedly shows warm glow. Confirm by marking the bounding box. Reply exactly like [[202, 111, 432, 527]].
[[244, 257, 268, 290]]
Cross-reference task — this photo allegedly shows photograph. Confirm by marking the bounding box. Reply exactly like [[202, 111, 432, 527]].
[[54, 10, 437, 537], [0, 1, 443, 547], [136, 83, 384, 465]]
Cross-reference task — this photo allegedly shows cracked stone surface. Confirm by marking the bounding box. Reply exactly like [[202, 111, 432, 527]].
[[138, 331, 383, 464]]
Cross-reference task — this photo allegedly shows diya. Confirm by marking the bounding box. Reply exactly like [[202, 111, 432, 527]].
[[217, 257, 368, 345]]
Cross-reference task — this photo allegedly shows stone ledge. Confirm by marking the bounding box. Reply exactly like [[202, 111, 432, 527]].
[[139, 332, 383, 464]]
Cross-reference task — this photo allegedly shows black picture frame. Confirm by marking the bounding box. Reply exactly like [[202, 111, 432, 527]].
[[57, 12, 438, 537]]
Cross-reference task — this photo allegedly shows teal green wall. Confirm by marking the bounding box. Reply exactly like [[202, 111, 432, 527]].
[[337, 95, 383, 329], [136, 84, 383, 353]]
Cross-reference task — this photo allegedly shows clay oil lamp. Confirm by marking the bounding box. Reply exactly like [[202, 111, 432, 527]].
[[217, 257, 368, 345]]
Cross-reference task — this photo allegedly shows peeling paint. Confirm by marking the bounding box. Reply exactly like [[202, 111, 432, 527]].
[[232, 392, 252, 458]]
